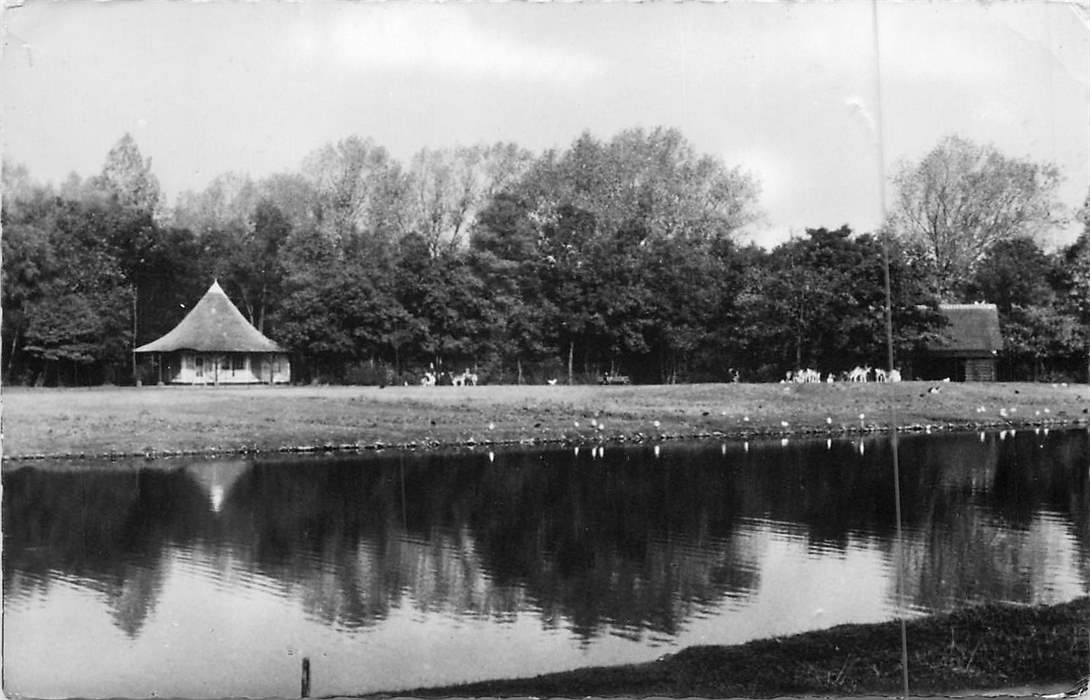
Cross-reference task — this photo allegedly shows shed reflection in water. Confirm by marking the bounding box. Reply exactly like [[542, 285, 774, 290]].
[[3, 429, 1089, 698]]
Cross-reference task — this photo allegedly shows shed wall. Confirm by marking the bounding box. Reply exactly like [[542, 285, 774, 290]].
[[964, 357, 997, 382]]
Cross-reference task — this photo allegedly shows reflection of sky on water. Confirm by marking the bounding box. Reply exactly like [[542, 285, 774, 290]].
[[4, 429, 1089, 697], [1028, 512, 1086, 601], [705, 519, 902, 639]]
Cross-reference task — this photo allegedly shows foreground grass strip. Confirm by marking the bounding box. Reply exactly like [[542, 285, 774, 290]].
[[384, 598, 1089, 698]]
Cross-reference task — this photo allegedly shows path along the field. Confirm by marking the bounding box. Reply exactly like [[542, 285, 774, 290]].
[[2, 381, 1088, 460]]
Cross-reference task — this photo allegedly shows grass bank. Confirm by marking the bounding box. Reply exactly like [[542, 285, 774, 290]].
[[386, 598, 1090, 698], [3, 381, 1089, 460]]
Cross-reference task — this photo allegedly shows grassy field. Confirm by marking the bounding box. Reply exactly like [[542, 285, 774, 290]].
[[2, 380, 1088, 459]]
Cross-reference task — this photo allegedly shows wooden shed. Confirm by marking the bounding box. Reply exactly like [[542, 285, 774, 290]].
[[916, 303, 1002, 382], [135, 281, 290, 384]]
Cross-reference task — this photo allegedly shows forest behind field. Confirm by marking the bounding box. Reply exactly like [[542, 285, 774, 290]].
[[4, 129, 1089, 386]]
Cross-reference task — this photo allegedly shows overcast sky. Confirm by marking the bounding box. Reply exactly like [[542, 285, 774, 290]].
[[3, 1, 1088, 248]]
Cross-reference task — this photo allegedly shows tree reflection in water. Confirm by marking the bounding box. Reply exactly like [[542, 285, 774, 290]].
[[4, 429, 1088, 643]]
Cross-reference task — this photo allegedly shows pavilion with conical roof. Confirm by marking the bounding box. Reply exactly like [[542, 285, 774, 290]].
[[135, 280, 290, 384]]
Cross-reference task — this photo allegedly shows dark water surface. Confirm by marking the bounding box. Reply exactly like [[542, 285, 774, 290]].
[[4, 429, 1089, 698]]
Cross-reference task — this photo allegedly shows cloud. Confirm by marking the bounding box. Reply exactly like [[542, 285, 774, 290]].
[[296, 6, 606, 86]]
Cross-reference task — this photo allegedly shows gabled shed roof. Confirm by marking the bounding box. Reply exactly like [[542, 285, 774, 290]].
[[135, 281, 284, 353], [927, 303, 1003, 357]]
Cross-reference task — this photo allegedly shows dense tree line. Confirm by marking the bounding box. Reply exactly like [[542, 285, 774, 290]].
[[3, 129, 1087, 386]]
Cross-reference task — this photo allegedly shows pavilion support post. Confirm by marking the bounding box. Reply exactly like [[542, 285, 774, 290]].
[[131, 283, 137, 384]]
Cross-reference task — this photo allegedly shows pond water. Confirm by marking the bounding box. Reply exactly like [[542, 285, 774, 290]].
[[4, 429, 1089, 698]]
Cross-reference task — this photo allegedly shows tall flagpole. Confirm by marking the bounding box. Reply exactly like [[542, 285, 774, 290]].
[[871, 1, 911, 697]]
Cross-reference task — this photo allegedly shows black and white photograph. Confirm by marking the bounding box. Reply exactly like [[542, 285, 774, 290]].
[[2, 1, 1090, 698]]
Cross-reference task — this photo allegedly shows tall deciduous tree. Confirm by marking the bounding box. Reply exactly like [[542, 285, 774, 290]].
[[172, 172, 259, 236], [520, 127, 761, 246], [217, 199, 291, 333], [1057, 191, 1090, 381], [302, 136, 410, 244], [469, 192, 557, 380], [889, 135, 1064, 298], [14, 196, 134, 384], [406, 143, 534, 257], [497, 128, 762, 380], [734, 227, 941, 379], [964, 236, 1056, 312], [97, 133, 163, 216], [966, 236, 1085, 380], [2, 166, 57, 381]]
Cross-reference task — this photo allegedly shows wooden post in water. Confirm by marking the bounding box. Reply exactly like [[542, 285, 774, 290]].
[[301, 657, 311, 698]]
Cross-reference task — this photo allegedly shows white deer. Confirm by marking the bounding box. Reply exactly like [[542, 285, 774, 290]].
[[875, 368, 903, 383], [452, 369, 477, 386]]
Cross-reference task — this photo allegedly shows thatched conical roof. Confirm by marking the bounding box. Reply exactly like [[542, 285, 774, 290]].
[[135, 281, 283, 353]]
